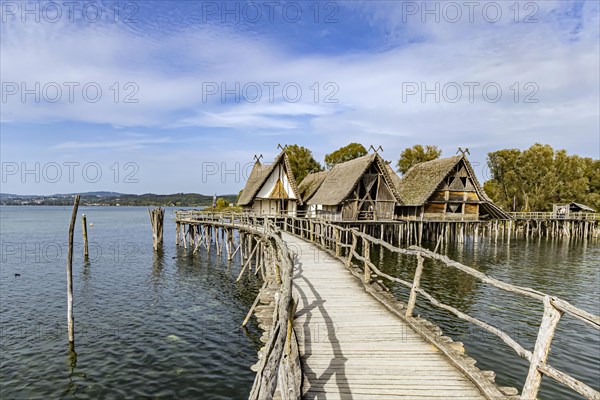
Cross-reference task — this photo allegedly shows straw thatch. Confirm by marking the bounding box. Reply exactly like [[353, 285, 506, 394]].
[[307, 153, 402, 206], [237, 151, 302, 206], [298, 171, 329, 203], [385, 162, 403, 194], [397, 155, 510, 219]]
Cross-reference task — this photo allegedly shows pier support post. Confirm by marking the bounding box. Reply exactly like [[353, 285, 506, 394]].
[[149, 208, 165, 251]]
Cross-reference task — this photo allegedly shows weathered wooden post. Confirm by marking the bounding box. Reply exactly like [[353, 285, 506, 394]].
[[149, 207, 165, 251], [406, 252, 424, 317], [362, 236, 370, 283], [81, 214, 89, 259], [346, 231, 357, 268], [334, 227, 340, 257], [67, 195, 80, 345], [521, 296, 563, 400]]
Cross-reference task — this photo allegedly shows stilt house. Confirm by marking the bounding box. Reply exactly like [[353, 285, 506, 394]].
[[303, 153, 402, 220], [237, 150, 302, 216], [395, 155, 509, 221]]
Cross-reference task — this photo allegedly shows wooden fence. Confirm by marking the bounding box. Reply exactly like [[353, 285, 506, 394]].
[[277, 215, 600, 400], [175, 211, 599, 400], [510, 212, 599, 221], [175, 211, 301, 400]]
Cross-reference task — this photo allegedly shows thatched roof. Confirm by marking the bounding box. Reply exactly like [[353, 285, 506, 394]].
[[237, 151, 302, 206], [397, 156, 462, 206], [298, 171, 329, 202], [308, 153, 402, 206], [397, 155, 510, 219], [385, 162, 403, 193]]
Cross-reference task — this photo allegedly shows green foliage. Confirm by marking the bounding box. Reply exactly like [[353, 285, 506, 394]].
[[396, 145, 442, 174], [324, 143, 367, 169], [485, 144, 599, 211], [216, 197, 229, 209], [285, 144, 323, 183]]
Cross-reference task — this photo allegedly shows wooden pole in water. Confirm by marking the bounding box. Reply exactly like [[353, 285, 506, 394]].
[[81, 214, 89, 259], [149, 207, 165, 251], [67, 195, 80, 345]]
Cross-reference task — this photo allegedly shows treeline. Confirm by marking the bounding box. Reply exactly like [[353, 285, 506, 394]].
[[484, 144, 599, 212], [2, 193, 238, 207], [279, 143, 598, 212]]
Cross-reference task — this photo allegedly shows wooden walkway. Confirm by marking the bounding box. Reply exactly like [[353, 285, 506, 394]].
[[284, 232, 486, 400]]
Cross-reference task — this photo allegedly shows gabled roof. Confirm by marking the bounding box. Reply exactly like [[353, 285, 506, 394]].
[[555, 202, 596, 212], [397, 155, 510, 219], [307, 153, 402, 206], [397, 156, 462, 206], [237, 151, 302, 206], [570, 202, 595, 212], [298, 170, 329, 203]]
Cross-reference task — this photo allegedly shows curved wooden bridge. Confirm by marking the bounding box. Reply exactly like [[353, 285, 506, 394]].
[[173, 211, 600, 400]]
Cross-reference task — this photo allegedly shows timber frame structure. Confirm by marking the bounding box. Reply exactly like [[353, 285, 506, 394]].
[[395, 155, 510, 221], [237, 150, 302, 216], [303, 152, 402, 221]]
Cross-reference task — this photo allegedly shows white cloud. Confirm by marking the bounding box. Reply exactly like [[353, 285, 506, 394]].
[[1, 0, 598, 191]]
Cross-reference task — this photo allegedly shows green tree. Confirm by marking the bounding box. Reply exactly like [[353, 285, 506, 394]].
[[285, 145, 322, 183], [485, 144, 599, 211], [324, 143, 367, 169], [396, 145, 442, 174], [216, 197, 229, 209]]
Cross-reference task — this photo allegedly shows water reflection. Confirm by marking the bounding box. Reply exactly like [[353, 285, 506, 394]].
[[63, 344, 90, 399]]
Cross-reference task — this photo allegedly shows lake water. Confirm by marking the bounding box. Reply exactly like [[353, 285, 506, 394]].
[[0, 206, 262, 399], [1, 206, 598, 399]]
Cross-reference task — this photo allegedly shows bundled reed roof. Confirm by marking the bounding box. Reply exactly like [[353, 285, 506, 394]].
[[237, 151, 302, 206], [397, 155, 510, 219], [308, 153, 402, 206], [298, 171, 329, 203], [397, 156, 462, 206]]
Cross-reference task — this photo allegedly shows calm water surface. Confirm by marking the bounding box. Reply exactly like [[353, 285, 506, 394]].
[[0, 206, 262, 399]]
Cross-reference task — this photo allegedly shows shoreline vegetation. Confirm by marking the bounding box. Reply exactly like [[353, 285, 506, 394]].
[[0, 192, 238, 207]]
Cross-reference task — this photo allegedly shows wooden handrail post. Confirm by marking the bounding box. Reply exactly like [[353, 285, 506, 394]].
[[406, 251, 424, 317], [363, 236, 370, 283], [346, 231, 357, 268], [334, 228, 340, 257], [521, 296, 564, 400]]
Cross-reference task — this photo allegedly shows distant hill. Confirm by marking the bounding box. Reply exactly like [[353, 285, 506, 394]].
[[0, 192, 238, 207]]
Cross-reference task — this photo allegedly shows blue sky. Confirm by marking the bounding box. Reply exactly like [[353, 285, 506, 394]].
[[1, 0, 599, 195]]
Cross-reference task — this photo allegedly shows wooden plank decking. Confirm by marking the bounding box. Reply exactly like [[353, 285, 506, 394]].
[[283, 232, 486, 400]]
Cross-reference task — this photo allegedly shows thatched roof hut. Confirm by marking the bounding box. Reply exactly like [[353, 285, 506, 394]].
[[305, 153, 402, 220], [237, 150, 302, 215], [395, 155, 509, 220]]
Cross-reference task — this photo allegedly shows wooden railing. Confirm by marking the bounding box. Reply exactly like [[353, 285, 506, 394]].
[[175, 211, 599, 400], [174, 211, 301, 400], [276, 215, 600, 400], [510, 212, 599, 221]]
